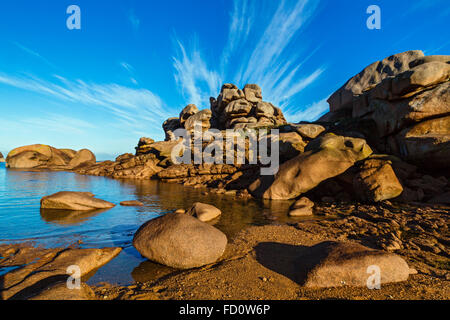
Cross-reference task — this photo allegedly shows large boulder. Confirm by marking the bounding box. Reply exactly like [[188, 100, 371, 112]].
[[5, 145, 97, 170], [249, 134, 373, 200], [328, 50, 424, 112], [353, 158, 404, 202], [133, 213, 227, 269], [322, 51, 450, 170], [225, 99, 253, 119], [299, 241, 411, 288], [68, 149, 96, 168], [6, 144, 71, 169], [40, 191, 115, 211]]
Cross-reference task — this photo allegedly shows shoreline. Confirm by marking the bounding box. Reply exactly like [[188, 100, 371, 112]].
[[1, 198, 448, 300]]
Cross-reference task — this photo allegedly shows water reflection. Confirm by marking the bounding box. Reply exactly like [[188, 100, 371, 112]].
[[132, 260, 177, 283], [40, 208, 111, 225], [1, 164, 326, 285]]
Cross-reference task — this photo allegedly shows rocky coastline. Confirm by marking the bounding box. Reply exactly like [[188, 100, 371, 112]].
[[1, 50, 449, 300]]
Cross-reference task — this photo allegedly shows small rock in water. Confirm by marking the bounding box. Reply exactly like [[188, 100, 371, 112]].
[[186, 202, 222, 222], [120, 200, 144, 207], [289, 197, 314, 216]]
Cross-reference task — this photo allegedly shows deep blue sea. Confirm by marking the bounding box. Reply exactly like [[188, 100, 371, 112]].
[[0, 162, 300, 285]]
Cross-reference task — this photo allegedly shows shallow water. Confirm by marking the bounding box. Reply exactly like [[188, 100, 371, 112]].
[[0, 162, 314, 285]]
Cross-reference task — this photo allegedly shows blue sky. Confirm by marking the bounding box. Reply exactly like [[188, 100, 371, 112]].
[[0, 0, 449, 160]]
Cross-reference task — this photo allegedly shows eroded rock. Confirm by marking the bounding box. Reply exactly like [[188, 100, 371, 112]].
[[0, 244, 121, 300]]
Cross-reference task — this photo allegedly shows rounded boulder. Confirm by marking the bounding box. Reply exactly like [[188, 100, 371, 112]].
[[133, 213, 227, 269]]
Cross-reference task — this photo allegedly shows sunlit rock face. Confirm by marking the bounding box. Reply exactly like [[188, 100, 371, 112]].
[[5, 144, 96, 169], [321, 51, 450, 169]]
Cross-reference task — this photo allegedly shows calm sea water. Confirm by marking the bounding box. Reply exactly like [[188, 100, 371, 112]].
[[0, 162, 306, 285]]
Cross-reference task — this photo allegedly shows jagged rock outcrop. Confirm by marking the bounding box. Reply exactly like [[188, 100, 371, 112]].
[[211, 84, 286, 130], [162, 84, 287, 140], [76, 152, 163, 179], [0, 151, 5, 163]]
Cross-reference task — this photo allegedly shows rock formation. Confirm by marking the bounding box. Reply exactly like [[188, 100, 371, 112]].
[[249, 134, 373, 200], [5, 144, 96, 170], [162, 83, 287, 141], [6, 51, 449, 206], [0, 151, 4, 163], [321, 51, 450, 170], [0, 244, 121, 300]]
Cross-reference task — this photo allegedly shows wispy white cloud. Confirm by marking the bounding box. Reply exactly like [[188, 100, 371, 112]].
[[236, 0, 323, 107], [220, 0, 255, 70], [0, 72, 170, 131], [172, 0, 325, 120], [238, 0, 318, 83], [283, 97, 329, 123], [173, 40, 221, 107]]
